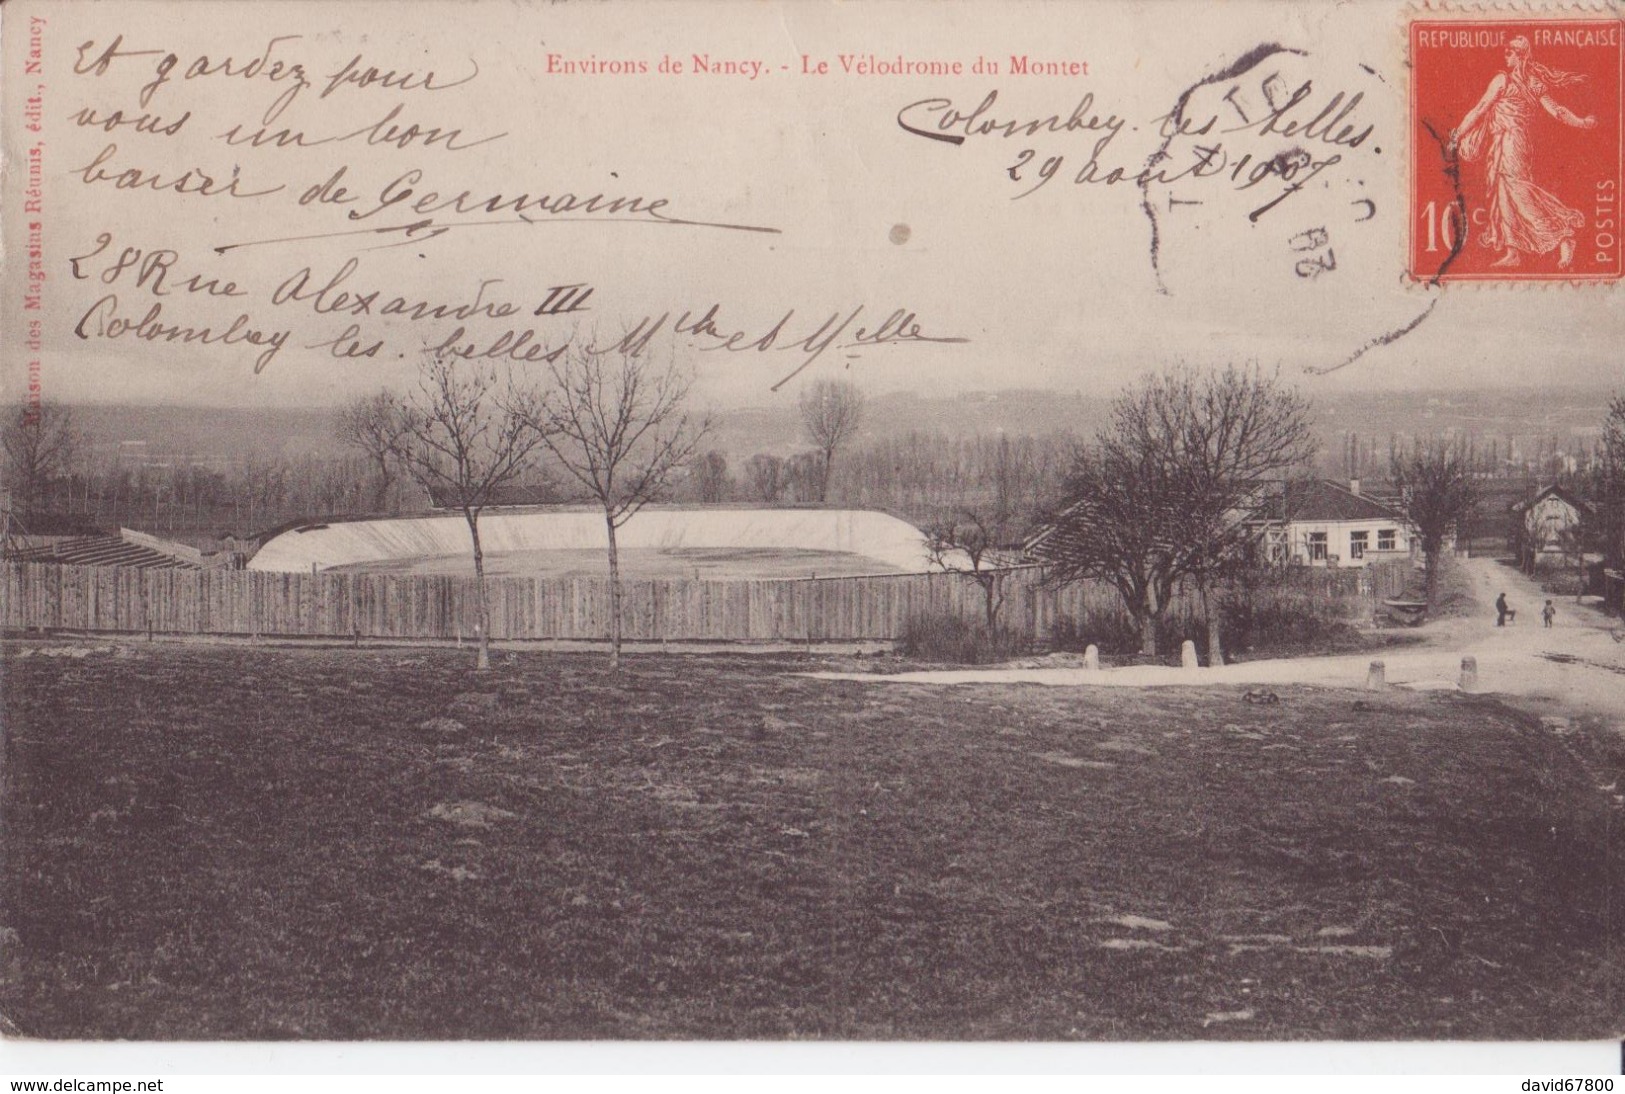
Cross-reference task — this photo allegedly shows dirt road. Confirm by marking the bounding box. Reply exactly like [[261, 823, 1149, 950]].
[[813, 556, 1625, 729]]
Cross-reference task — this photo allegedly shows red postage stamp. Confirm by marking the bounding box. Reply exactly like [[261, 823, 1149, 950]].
[[1410, 18, 1624, 282]]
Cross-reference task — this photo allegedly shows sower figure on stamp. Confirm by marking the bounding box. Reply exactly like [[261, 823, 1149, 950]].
[[1449, 35, 1598, 270]]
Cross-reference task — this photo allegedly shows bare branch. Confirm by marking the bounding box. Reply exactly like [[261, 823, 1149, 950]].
[[389, 352, 553, 669], [799, 379, 865, 504], [1032, 365, 1316, 656], [533, 338, 711, 666]]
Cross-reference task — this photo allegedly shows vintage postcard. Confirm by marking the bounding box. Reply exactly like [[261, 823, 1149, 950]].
[[1, 0, 1622, 1069]]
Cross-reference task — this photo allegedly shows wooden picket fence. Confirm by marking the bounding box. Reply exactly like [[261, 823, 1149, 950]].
[[0, 558, 1410, 644]]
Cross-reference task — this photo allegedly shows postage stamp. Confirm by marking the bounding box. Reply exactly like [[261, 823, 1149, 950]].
[[1410, 18, 1624, 282]]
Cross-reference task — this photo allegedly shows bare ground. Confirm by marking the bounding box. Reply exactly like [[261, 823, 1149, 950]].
[[2, 640, 1620, 1040]]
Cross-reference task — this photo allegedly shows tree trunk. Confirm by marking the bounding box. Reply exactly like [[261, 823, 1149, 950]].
[[466, 508, 490, 671], [1138, 612, 1158, 657], [982, 572, 999, 629], [374, 455, 393, 513], [1200, 578, 1224, 666], [1424, 547, 1440, 608], [606, 512, 623, 670]]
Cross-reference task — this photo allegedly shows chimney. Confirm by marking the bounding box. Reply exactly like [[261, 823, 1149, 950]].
[[1349, 478, 1362, 496]]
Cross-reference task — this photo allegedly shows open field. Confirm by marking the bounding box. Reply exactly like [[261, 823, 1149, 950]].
[[2, 641, 1622, 1040], [328, 547, 904, 580]]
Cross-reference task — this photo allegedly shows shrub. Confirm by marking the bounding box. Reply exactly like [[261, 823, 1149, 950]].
[[1541, 574, 1587, 598], [1219, 593, 1362, 656], [898, 613, 1028, 665]]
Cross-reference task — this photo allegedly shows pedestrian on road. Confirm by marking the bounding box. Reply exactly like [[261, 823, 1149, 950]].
[[1496, 592, 1509, 627], [1543, 599, 1556, 628]]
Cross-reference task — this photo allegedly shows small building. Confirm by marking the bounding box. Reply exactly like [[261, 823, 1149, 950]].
[[1251, 480, 1412, 569], [1510, 485, 1593, 555], [1024, 478, 1413, 571]]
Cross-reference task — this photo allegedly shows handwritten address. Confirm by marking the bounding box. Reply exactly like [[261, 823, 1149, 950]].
[[44, 23, 1375, 392], [48, 26, 968, 388]]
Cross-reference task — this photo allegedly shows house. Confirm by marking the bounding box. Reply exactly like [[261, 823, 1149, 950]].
[[1510, 484, 1593, 555], [1248, 479, 1412, 569], [1024, 478, 1412, 570]]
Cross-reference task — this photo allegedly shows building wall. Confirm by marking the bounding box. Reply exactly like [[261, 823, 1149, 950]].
[[1524, 496, 1583, 551], [1285, 518, 1410, 568]]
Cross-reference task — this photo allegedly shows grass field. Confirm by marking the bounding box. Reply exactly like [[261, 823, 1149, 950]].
[[327, 547, 905, 580], [2, 642, 1622, 1040]]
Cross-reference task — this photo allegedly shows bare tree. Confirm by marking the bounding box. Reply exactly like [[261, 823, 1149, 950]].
[[691, 450, 732, 504], [924, 436, 1044, 629], [392, 355, 551, 670], [536, 343, 710, 668], [1391, 439, 1479, 609], [745, 453, 786, 503], [1035, 441, 1185, 656], [799, 379, 864, 504], [1556, 523, 1588, 602], [337, 391, 410, 513], [1597, 396, 1625, 579], [785, 452, 825, 504], [1033, 367, 1314, 659], [2, 401, 80, 513], [927, 511, 1015, 630], [1161, 367, 1315, 665]]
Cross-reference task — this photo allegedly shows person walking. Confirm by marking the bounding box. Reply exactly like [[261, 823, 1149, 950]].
[[1543, 599, 1557, 628], [1496, 592, 1509, 627]]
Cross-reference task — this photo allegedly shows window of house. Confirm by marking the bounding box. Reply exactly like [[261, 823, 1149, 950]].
[[1308, 531, 1328, 561], [1378, 528, 1396, 552], [1350, 530, 1368, 559]]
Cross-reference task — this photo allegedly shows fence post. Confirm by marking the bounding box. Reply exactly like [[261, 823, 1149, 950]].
[[658, 582, 667, 651]]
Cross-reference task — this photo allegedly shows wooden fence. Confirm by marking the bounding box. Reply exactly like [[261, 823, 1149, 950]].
[[0, 559, 1410, 644]]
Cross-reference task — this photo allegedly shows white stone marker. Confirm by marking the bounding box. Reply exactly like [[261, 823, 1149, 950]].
[[1459, 656, 1478, 692]]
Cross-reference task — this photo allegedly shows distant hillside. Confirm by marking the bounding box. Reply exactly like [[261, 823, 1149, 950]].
[[63, 385, 1615, 466], [73, 405, 347, 463], [1314, 388, 1610, 442], [706, 390, 1106, 459], [66, 392, 1104, 466]]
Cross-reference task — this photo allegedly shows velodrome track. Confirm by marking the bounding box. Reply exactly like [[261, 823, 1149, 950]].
[[248, 508, 943, 575]]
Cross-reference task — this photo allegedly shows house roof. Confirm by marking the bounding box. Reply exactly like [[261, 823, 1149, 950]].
[[1509, 484, 1595, 516], [1023, 479, 1405, 557], [1257, 480, 1408, 524]]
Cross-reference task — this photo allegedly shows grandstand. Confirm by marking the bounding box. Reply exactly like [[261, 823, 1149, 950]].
[[4, 533, 203, 570]]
